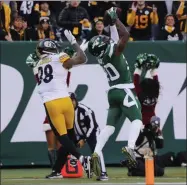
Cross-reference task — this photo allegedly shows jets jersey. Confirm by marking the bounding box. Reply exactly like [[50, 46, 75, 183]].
[[98, 43, 134, 89], [36, 52, 70, 103]]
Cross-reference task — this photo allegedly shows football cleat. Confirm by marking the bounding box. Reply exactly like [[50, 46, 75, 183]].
[[45, 171, 63, 179], [122, 146, 137, 168], [82, 156, 92, 178], [91, 152, 101, 177], [96, 172, 109, 181]]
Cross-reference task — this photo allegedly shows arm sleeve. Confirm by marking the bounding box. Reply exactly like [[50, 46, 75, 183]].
[[59, 53, 70, 63], [110, 25, 119, 44], [133, 68, 142, 96], [127, 9, 136, 26], [150, 11, 159, 25]]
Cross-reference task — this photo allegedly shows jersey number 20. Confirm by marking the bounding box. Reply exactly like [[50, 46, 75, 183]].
[[38, 64, 53, 85]]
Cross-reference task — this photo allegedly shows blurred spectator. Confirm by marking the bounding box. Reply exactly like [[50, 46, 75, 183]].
[[157, 14, 183, 41], [16, 1, 39, 28], [84, 17, 109, 41], [10, 16, 26, 40], [58, 0, 90, 39], [81, 1, 120, 21], [25, 17, 55, 41], [47, 1, 67, 26], [175, 0, 187, 40], [127, 0, 159, 41], [0, 1, 11, 41]]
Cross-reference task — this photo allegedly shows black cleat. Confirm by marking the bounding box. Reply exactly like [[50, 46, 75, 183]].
[[45, 171, 63, 179]]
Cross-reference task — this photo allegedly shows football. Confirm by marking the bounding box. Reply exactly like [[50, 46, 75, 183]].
[[104, 7, 122, 26]]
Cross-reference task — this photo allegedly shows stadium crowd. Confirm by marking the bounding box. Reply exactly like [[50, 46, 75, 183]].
[[0, 1, 186, 42]]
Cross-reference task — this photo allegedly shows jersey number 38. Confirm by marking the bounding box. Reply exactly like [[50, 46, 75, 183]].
[[38, 64, 53, 85]]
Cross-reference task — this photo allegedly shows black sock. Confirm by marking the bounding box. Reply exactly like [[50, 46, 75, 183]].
[[67, 128, 77, 144], [58, 134, 81, 160], [52, 146, 69, 173], [48, 149, 57, 168]]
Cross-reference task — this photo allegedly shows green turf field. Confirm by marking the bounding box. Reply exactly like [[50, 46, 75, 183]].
[[1, 167, 186, 185]]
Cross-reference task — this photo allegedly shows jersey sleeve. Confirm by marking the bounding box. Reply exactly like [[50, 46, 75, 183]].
[[107, 43, 117, 58], [59, 52, 70, 63]]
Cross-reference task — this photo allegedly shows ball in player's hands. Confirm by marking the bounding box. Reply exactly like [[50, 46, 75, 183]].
[[104, 7, 121, 26]]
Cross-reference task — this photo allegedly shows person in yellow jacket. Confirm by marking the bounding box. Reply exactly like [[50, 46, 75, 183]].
[[176, 0, 187, 40], [0, 1, 12, 41], [127, 1, 158, 41]]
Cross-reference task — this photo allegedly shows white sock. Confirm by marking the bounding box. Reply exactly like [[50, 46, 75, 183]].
[[99, 152, 106, 173], [79, 155, 84, 164], [94, 125, 115, 156], [128, 119, 143, 149]]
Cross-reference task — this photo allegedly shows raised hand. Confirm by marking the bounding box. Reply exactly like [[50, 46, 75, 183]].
[[64, 30, 77, 45]]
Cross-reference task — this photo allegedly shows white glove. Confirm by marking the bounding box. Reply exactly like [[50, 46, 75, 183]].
[[26, 54, 37, 68], [64, 29, 76, 45]]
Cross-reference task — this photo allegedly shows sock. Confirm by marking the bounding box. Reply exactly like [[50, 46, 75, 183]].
[[79, 155, 84, 164], [99, 152, 106, 173], [58, 134, 81, 160], [67, 128, 77, 145], [48, 149, 57, 168], [128, 119, 143, 149], [52, 146, 69, 173], [94, 125, 115, 156]]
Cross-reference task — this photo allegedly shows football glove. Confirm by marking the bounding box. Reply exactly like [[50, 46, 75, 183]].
[[64, 29, 76, 45], [135, 53, 148, 69], [106, 7, 118, 25], [64, 46, 76, 58], [145, 54, 160, 70], [26, 52, 39, 68]]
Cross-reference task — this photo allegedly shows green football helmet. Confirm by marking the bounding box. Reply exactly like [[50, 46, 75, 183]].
[[88, 35, 111, 58], [135, 53, 160, 70]]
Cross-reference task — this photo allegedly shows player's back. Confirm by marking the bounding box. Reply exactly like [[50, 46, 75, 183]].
[[99, 44, 133, 88], [37, 52, 69, 103]]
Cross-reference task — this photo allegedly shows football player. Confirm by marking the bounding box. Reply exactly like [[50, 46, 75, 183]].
[[26, 46, 72, 175], [133, 53, 160, 126], [88, 8, 143, 176], [27, 30, 91, 178]]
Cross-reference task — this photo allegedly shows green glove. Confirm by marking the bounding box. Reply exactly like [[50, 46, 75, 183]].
[[135, 53, 148, 69], [145, 54, 160, 70], [64, 46, 75, 58], [107, 7, 118, 24]]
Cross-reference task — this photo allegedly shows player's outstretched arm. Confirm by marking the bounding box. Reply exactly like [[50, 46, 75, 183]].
[[63, 30, 87, 69], [115, 19, 130, 56]]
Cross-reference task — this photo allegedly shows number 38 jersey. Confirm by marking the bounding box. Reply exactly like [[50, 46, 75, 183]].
[[98, 43, 134, 89], [36, 52, 70, 103]]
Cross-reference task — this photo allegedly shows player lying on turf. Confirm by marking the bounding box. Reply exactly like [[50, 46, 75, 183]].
[[26, 31, 91, 178], [88, 7, 143, 176]]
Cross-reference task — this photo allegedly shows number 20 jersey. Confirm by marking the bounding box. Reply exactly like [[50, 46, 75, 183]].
[[36, 52, 70, 103], [98, 43, 134, 88]]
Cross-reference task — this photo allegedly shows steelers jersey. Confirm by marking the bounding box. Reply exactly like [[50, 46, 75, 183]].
[[128, 6, 153, 40], [36, 52, 70, 103]]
